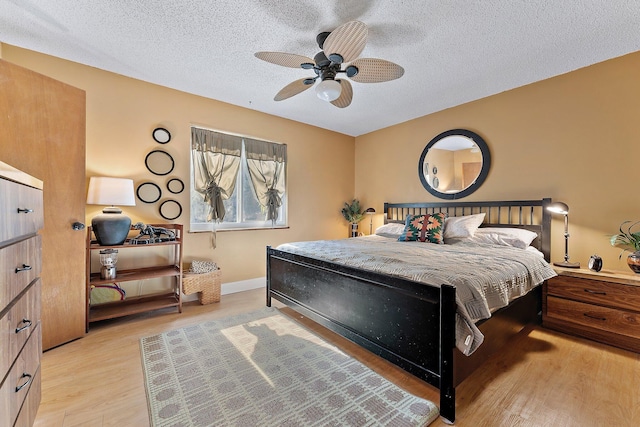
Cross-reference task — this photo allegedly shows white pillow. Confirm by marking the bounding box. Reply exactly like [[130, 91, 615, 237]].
[[374, 222, 406, 237], [444, 213, 486, 239], [470, 227, 538, 249]]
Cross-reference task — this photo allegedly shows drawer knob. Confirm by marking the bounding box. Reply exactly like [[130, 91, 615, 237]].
[[584, 313, 607, 321], [584, 289, 606, 296], [15, 318, 32, 333], [17, 208, 34, 214], [15, 264, 32, 273], [15, 372, 33, 392]]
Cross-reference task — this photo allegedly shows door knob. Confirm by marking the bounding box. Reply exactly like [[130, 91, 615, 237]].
[[72, 222, 85, 230]]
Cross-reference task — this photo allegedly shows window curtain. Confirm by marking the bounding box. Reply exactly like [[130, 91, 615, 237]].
[[191, 127, 242, 222], [244, 138, 287, 224]]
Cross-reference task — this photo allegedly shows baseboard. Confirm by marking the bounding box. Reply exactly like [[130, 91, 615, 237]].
[[182, 276, 265, 302]]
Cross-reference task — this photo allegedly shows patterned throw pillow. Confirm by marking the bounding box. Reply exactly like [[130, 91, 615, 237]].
[[398, 213, 447, 244]]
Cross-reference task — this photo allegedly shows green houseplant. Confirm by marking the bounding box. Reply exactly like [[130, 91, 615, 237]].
[[610, 220, 640, 273], [341, 199, 365, 237]]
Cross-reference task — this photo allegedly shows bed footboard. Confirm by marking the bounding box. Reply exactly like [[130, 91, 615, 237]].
[[266, 246, 457, 423]]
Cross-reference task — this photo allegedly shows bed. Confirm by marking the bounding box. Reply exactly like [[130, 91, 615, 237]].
[[266, 199, 556, 423]]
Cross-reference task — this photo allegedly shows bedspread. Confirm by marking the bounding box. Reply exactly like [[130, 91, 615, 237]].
[[276, 235, 557, 355]]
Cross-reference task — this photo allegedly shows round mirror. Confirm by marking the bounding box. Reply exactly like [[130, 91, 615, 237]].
[[159, 199, 182, 220], [418, 129, 490, 199], [137, 182, 161, 203], [145, 150, 174, 176], [167, 178, 184, 194], [152, 127, 171, 144]]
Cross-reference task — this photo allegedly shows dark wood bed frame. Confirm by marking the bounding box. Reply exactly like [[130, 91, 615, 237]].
[[266, 199, 552, 423]]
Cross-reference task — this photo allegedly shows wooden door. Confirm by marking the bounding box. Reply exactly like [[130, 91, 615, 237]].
[[462, 162, 482, 189], [0, 59, 86, 350]]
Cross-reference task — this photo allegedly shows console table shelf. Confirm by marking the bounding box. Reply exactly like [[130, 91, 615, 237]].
[[85, 224, 183, 331], [88, 292, 181, 323]]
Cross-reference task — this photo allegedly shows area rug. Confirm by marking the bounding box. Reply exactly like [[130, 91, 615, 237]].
[[140, 307, 439, 426]]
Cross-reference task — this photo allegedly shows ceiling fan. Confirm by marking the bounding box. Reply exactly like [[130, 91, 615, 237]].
[[255, 21, 404, 108]]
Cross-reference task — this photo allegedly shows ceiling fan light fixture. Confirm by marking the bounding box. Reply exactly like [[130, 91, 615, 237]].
[[315, 79, 342, 102], [328, 53, 344, 64]]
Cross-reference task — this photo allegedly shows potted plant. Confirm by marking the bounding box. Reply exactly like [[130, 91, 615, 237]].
[[610, 220, 640, 273], [341, 199, 365, 237]]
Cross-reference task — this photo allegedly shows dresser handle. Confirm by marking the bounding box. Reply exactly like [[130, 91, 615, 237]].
[[15, 318, 32, 333], [15, 373, 33, 392], [17, 208, 34, 214], [584, 289, 606, 296], [584, 313, 607, 321], [15, 264, 32, 273]]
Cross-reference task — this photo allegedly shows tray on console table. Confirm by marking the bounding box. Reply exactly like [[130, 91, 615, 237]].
[[543, 267, 640, 353]]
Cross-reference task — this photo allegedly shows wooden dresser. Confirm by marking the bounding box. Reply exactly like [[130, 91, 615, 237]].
[[0, 161, 44, 426], [543, 267, 640, 353]]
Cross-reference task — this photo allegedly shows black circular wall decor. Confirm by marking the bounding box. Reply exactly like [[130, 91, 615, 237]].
[[159, 199, 182, 220], [145, 150, 175, 176], [136, 182, 162, 203], [167, 178, 184, 194], [152, 127, 171, 144]]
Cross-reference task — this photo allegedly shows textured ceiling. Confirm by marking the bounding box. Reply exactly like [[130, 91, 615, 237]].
[[1, 1, 640, 136]]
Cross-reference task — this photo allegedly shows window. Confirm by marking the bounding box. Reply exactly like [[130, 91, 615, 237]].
[[190, 127, 287, 231]]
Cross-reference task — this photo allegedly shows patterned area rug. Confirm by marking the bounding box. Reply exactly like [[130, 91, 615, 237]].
[[140, 307, 439, 426]]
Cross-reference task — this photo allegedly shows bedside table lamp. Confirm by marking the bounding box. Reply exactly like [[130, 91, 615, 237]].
[[87, 177, 136, 246], [546, 201, 580, 268], [365, 207, 375, 235]]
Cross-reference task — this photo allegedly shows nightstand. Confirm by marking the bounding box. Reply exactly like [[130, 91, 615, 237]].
[[543, 267, 640, 353]]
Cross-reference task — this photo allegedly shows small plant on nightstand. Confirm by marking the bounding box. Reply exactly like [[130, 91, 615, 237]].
[[341, 199, 365, 237], [610, 220, 640, 273]]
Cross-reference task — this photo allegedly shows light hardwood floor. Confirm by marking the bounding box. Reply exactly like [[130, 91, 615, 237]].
[[35, 288, 640, 427]]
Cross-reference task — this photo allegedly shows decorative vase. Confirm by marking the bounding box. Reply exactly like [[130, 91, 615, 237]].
[[627, 251, 640, 273], [350, 222, 359, 238]]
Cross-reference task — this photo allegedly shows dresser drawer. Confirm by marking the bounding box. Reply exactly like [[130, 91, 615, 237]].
[[0, 280, 41, 378], [0, 322, 41, 427], [0, 178, 43, 244], [0, 235, 42, 314], [12, 368, 41, 427], [547, 275, 640, 312], [547, 295, 640, 339]]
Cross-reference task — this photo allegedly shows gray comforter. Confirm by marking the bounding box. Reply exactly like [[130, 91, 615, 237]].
[[276, 235, 557, 355]]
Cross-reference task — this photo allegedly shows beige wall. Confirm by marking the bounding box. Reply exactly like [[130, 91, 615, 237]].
[[6, 42, 640, 276], [356, 51, 640, 272], [3, 44, 355, 284]]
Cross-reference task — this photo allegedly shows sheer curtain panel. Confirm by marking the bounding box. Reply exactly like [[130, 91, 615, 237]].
[[191, 128, 242, 222], [244, 138, 287, 224]]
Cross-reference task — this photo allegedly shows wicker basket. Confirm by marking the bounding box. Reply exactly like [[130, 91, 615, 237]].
[[182, 267, 221, 305]]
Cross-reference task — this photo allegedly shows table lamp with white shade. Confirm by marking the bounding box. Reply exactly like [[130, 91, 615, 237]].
[[86, 177, 136, 246]]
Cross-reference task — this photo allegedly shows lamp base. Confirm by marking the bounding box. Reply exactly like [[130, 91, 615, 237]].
[[92, 212, 131, 246], [553, 261, 581, 269]]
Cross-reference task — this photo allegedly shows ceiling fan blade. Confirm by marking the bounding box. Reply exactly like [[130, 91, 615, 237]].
[[274, 79, 313, 101], [348, 58, 405, 83], [331, 79, 353, 108], [255, 51, 315, 68], [323, 21, 367, 64]]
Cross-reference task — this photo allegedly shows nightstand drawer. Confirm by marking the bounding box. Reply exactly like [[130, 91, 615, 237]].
[[547, 295, 640, 339], [547, 275, 640, 312]]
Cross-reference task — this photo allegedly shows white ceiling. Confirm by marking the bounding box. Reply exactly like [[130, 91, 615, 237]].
[[1, 1, 640, 137]]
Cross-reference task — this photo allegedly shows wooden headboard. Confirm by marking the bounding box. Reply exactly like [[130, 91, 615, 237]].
[[384, 198, 552, 262]]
